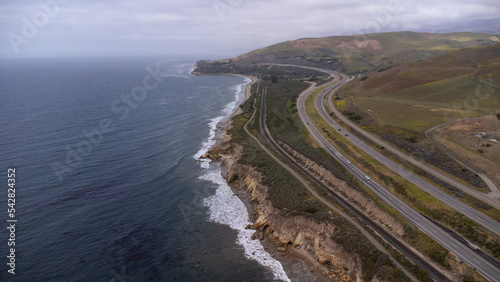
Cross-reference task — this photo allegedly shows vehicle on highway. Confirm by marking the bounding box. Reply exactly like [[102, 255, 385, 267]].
[[346, 160, 351, 164], [365, 175, 370, 180]]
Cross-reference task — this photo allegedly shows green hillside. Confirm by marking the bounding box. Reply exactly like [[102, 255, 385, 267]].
[[338, 43, 500, 132], [196, 31, 500, 75], [334, 43, 500, 192]]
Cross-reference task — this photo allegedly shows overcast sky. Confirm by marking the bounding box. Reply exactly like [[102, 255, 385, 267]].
[[1, 0, 499, 59]]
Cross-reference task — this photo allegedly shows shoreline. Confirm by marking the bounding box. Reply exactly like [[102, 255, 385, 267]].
[[224, 74, 256, 118], [191, 68, 257, 139], [202, 72, 332, 281], [196, 73, 293, 281], [227, 179, 329, 282], [228, 74, 257, 116], [210, 74, 256, 143]]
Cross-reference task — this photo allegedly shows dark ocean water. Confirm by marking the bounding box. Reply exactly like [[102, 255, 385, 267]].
[[0, 58, 289, 281]]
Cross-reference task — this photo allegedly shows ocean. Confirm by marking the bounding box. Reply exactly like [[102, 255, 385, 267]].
[[0, 58, 290, 281]]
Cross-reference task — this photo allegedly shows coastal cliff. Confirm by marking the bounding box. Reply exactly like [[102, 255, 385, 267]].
[[195, 75, 413, 281], [232, 164, 362, 281], [204, 141, 365, 281]]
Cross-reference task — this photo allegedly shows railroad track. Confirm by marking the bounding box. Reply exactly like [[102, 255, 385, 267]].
[[258, 86, 451, 282], [419, 212, 500, 270]]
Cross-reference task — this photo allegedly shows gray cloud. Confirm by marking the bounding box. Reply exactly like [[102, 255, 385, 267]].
[[0, 0, 498, 58]]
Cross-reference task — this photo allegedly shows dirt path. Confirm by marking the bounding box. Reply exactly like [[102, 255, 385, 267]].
[[425, 118, 500, 196]]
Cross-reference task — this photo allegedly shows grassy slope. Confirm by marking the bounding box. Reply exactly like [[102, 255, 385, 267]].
[[307, 90, 500, 263], [229, 81, 417, 281], [231, 32, 499, 74], [333, 44, 500, 257], [340, 43, 500, 132], [332, 43, 500, 189]]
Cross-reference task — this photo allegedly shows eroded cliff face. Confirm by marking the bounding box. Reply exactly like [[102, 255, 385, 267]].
[[204, 141, 363, 281], [231, 163, 362, 281], [280, 142, 405, 238]]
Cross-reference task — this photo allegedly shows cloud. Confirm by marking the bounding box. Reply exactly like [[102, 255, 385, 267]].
[[0, 0, 499, 58]]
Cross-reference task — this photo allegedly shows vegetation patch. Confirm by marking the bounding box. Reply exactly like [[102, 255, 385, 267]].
[[228, 79, 413, 280], [307, 89, 500, 263], [430, 116, 500, 190]]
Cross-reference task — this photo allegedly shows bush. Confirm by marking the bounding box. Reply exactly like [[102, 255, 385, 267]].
[[428, 250, 448, 267], [406, 137, 418, 143], [344, 111, 363, 123]]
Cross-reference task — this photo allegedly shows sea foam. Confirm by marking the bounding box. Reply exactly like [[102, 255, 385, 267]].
[[195, 77, 291, 282]]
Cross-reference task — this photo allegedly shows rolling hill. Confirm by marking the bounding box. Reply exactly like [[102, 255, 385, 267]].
[[335, 43, 500, 188], [337, 42, 500, 132], [196, 31, 500, 75]]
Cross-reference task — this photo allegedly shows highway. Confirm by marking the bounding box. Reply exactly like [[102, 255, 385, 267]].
[[265, 64, 500, 236], [293, 74, 500, 281], [242, 88, 419, 281], [323, 76, 500, 209], [258, 63, 500, 280], [257, 86, 446, 281], [314, 78, 500, 238]]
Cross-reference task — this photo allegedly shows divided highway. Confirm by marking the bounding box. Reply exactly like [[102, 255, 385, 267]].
[[293, 74, 500, 281], [315, 79, 500, 238], [324, 78, 500, 209], [256, 86, 442, 281], [260, 64, 500, 280], [265, 64, 500, 212]]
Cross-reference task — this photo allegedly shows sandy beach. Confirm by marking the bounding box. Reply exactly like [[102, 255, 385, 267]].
[[229, 74, 257, 116]]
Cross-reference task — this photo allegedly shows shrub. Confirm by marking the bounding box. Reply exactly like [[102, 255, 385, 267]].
[[344, 111, 363, 122], [336, 100, 346, 111], [406, 137, 418, 143]]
